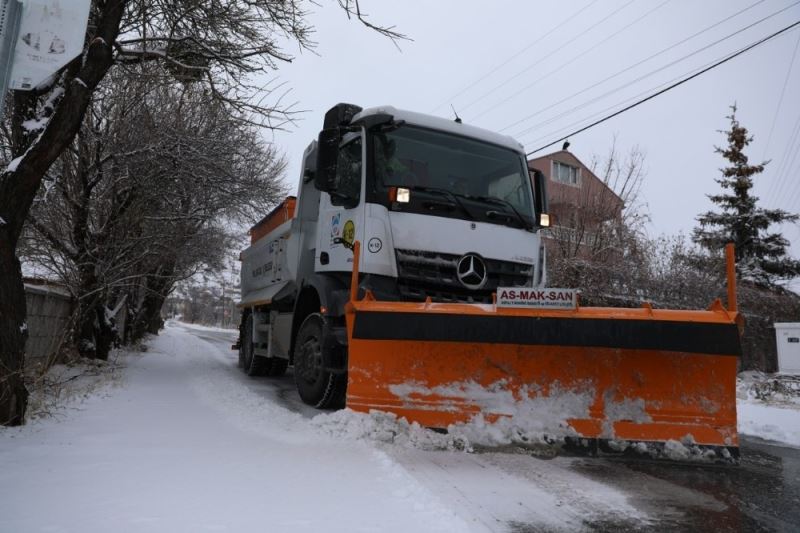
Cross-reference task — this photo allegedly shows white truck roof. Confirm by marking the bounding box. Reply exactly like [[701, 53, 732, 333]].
[[352, 106, 526, 155]]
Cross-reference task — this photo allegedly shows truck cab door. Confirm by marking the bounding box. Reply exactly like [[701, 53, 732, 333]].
[[316, 132, 365, 273]]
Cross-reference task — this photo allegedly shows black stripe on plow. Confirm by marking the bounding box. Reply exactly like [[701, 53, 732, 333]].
[[351, 312, 742, 356]]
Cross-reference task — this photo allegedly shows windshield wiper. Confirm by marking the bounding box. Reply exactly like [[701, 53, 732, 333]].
[[467, 195, 533, 230], [404, 186, 476, 220]]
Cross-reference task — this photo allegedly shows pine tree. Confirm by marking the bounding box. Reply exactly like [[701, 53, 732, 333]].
[[693, 104, 800, 286]]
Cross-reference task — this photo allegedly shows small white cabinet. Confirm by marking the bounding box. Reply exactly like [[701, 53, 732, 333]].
[[775, 323, 800, 374]]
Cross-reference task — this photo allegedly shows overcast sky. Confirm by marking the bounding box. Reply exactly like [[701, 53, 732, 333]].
[[264, 0, 800, 265]]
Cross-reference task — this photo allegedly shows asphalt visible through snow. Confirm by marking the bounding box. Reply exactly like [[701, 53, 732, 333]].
[[183, 323, 800, 532], [567, 439, 800, 532]]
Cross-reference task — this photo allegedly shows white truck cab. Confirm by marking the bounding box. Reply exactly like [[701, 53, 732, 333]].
[[311, 104, 548, 301]]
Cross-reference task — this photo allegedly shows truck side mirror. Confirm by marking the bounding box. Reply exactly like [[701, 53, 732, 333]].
[[532, 169, 550, 228], [315, 128, 340, 192]]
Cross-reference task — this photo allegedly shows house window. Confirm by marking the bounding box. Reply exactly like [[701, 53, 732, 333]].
[[553, 161, 580, 186]]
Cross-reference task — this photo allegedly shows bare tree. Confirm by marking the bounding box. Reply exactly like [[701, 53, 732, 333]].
[[22, 71, 287, 361], [1, 1, 404, 424], [546, 143, 649, 296]]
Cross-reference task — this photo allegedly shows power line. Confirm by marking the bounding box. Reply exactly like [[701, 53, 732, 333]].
[[782, 157, 800, 210], [520, 53, 721, 148], [761, 29, 800, 161], [428, 0, 600, 114], [455, 0, 640, 115], [766, 110, 800, 204], [513, 1, 799, 140], [775, 126, 800, 206], [524, 20, 800, 156], [468, 0, 673, 121], [499, 0, 769, 134]]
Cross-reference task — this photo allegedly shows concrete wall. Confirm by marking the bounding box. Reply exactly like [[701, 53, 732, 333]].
[[24, 283, 73, 368]]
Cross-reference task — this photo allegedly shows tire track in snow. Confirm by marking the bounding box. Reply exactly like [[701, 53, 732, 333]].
[[176, 326, 474, 532]]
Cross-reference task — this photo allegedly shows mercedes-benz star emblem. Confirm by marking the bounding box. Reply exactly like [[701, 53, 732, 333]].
[[456, 253, 487, 290]]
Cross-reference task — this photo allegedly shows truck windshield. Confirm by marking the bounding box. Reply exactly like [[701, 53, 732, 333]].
[[372, 126, 534, 226]]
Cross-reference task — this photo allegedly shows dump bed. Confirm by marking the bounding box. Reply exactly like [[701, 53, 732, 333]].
[[239, 197, 300, 308]]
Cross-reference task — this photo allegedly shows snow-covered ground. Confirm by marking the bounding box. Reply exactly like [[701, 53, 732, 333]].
[[2, 324, 799, 532], [1, 327, 470, 533], [170, 320, 238, 333], [736, 371, 800, 447]]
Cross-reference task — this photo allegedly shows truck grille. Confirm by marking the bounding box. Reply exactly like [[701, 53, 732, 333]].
[[395, 249, 532, 303]]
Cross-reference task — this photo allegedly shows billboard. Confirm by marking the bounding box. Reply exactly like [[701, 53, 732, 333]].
[[9, 0, 91, 90]]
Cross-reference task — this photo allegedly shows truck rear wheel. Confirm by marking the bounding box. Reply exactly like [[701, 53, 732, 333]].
[[238, 311, 250, 368], [242, 314, 269, 377], [293, 313, 346, 408]]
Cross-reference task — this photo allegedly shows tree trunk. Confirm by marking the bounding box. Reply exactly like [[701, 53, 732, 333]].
[[129, 269, 175, 342], [0, 2, 124, 425], [75, 258, 102, 359], [144, 292, 167, 335], [94, 305, 116, 361], [0, 235, 28, 426]]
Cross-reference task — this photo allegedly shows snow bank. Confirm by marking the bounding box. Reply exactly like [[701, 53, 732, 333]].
[[738, 403, 800, 447], [738, 371, 800, 405], [737, 372, 800, 447], [25, 357, 124, 421], [313, 409, 471, 451]]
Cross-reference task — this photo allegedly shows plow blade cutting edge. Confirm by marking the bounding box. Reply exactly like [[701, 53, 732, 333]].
[[343, 243, 742, 462]]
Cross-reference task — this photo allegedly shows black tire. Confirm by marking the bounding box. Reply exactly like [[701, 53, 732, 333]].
[[237, 313, 248, 369], [293, 313, 346, 408], [242, 314, 269, 377]]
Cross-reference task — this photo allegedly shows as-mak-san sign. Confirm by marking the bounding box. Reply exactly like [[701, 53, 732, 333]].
[[496, 287, 578, 310]]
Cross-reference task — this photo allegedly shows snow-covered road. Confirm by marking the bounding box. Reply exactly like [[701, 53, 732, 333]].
[[2, 323, 799, 532]]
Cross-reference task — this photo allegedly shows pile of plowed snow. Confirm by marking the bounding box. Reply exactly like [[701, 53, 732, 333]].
[[313, 381, 594, 453], [737, 371, 800, 447], [737, 371, 800, 405]]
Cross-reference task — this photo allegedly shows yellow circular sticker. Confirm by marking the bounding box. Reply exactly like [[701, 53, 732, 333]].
[[343, 220, 355, 246]]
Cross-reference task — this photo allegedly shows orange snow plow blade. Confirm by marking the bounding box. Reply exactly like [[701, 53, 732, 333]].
[[343, 244, 742, 462]]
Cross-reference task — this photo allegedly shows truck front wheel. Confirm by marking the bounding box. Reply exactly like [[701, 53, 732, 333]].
[[293, 313, 346, 408]]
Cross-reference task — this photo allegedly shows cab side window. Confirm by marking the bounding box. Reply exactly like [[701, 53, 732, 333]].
[[332, 137, 362, 207]]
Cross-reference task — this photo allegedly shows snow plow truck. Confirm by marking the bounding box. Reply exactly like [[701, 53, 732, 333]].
[[235, 103, 742, 462]]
